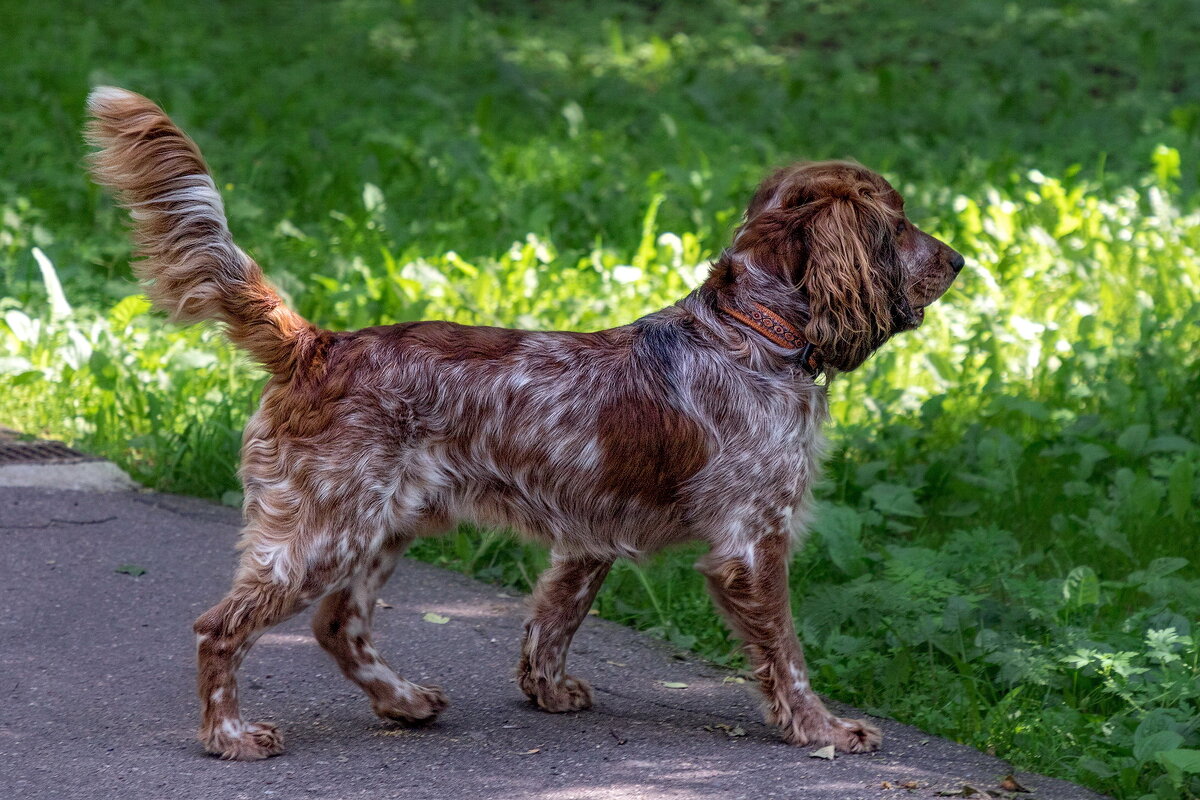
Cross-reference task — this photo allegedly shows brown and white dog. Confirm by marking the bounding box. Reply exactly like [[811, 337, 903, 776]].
[[86, 87, 962, 761]]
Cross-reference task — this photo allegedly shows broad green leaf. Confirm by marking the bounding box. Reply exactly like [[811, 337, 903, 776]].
[[811, 504, 868, 576], [1116, 424, 1151, 456], [1168, 459, 1195, 522], [1062, 566, 1100, 609], [1147, 435, 1199, 454], [108, 294, 152, 329], [865, 483, 924, 518], [1157, 748, 1200, 786], [1133, 730, 1184, 764]]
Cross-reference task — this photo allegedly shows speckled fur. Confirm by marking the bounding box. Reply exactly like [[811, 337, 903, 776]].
[[86, 87, 963, 761]]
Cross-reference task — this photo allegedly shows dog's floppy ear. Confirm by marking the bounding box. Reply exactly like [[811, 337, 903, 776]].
[[799, 189, 902, 372]]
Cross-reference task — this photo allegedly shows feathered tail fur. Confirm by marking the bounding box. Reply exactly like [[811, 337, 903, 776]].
[[86, 86, 314, 374]]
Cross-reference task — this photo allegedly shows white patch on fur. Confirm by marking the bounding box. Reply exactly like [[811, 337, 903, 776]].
[[576, 438, 602, 471], [344, 616, 366, 640], [526, 623, 542, 658], [219, 718, 245, 738], [251, 539, 292, 584], [86, 86, 137, 111], [574, 583, 593, 603], [354, 662, 415, 700], [135, 177, 228, 221], [788, 663, 810, 693]]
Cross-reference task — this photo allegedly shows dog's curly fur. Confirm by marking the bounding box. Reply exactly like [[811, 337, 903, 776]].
[[86, 87, 963, 761]]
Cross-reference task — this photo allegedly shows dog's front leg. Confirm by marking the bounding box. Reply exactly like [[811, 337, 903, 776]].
[[517, 551, 613, 712], [698, 533, 881, 753]]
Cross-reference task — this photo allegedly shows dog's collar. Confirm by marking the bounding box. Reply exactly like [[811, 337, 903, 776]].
[[719, 302, 822, 375]]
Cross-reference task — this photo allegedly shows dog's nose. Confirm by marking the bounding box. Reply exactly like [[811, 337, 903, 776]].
[[950, 252, 965, 273]]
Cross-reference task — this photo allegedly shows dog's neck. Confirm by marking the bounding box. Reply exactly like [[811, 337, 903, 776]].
[[716, 302, 822, 375], [697, 251, 824, 376]]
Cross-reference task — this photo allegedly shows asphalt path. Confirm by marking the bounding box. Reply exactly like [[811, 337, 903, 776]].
[[0, 485, 1104, 800]]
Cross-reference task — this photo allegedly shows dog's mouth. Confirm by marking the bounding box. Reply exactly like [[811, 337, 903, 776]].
[[906, 285, 954, 328], [895, 302, 926, 332]]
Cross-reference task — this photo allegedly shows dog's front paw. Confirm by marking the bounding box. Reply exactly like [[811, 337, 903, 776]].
[[201, 719, 285, 761], [524, 674, 594, 713], [779, 712, 882, 753], [828, 716, 882, 753], [373, 684, 448, 724]]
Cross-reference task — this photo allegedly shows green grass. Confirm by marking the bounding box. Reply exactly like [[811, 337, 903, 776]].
[[3, 1, 1200, 796]]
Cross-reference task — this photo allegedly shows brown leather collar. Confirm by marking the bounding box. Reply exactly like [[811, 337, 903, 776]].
[[719, 302, 822, 375]]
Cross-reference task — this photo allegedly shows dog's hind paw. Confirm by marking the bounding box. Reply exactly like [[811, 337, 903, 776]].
[[201, 719, 285, 761]]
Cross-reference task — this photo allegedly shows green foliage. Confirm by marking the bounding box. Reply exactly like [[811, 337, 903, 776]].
[[2, 2, 1200, 797]]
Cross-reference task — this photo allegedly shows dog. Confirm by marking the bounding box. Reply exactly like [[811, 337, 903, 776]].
[[85, 86, 962, 761]]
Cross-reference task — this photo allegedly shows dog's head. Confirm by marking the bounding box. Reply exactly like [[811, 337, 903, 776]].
[[726, 161, 963, 372]]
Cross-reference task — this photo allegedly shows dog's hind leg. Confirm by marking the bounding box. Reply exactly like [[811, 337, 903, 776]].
[[311, 546, 448, 724], [517, 551, 613, 712], [192, 561, 312, 760], [698, 533, 882, 753]]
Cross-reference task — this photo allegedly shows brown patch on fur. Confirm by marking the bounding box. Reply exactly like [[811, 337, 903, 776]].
[[596, 394, 709, 505]]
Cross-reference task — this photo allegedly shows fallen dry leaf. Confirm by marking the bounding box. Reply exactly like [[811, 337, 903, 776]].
[[881, 781, 894, 790], [520, 748, 540, 755], [704, 723, 747, 738], [375, 599, 393, 609], [999, 775, 1031, 793], [660, 681, 689, 689], [605, 660, 627, 667], [809, 745, 836, 760], [902, 781, 920, 791], [422, 612, 450, 624]]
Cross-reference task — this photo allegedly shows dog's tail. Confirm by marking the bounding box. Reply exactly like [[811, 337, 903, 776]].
[[86, 86, 315, 375]]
